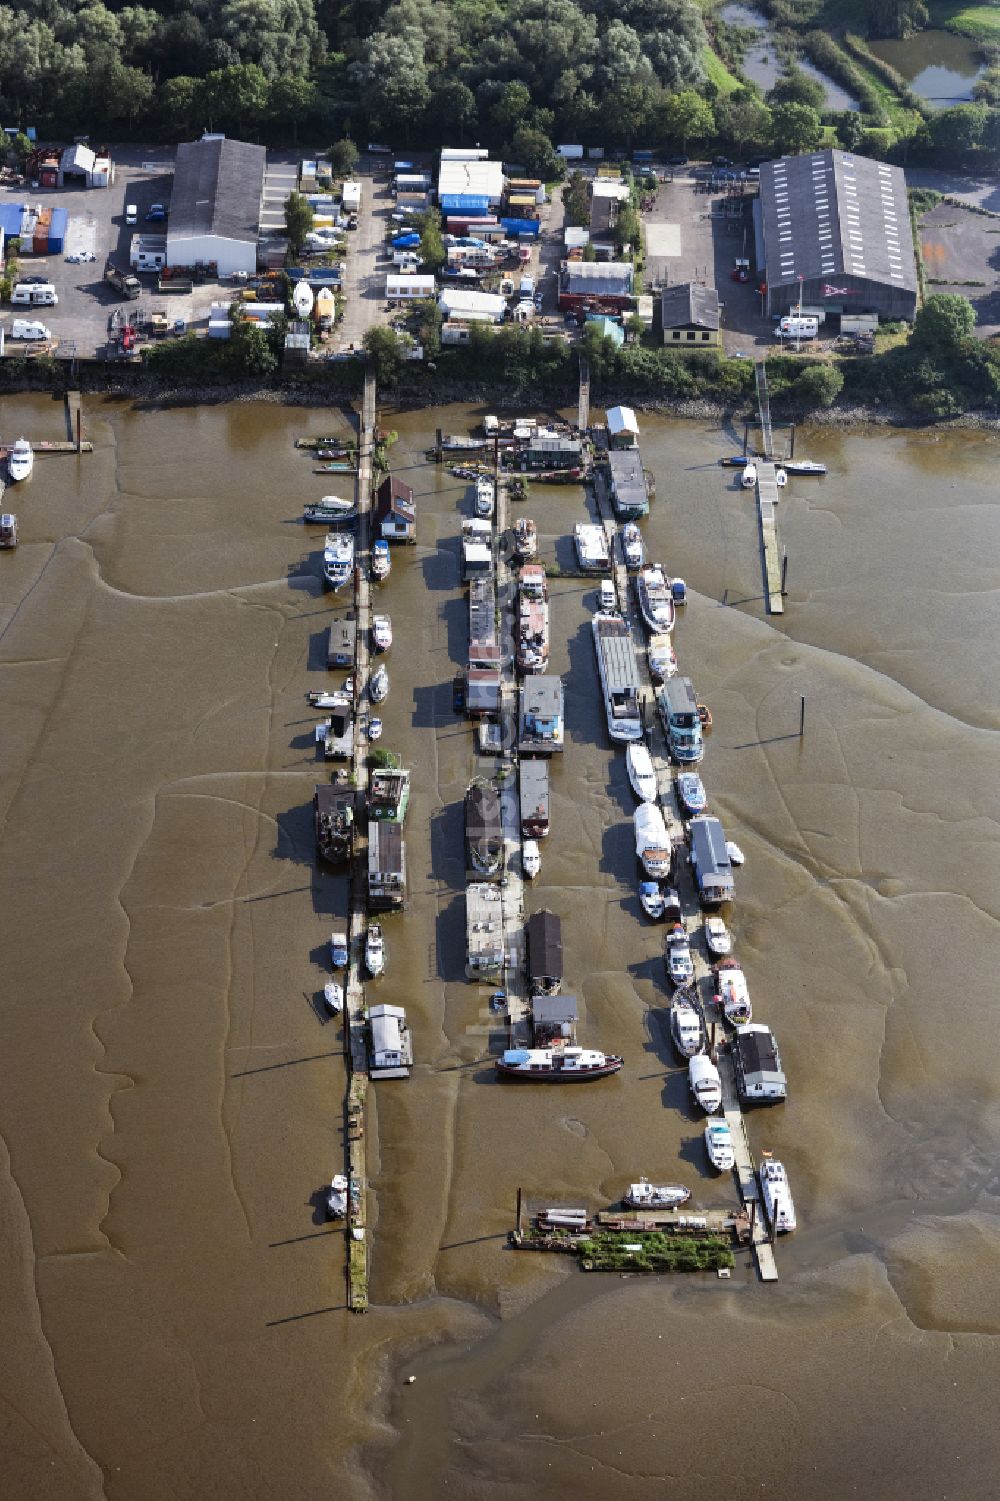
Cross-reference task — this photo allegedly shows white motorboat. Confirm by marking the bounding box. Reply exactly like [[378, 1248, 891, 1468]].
[[647, 633, 677, 683], [308, 691, 343, 709], [670, 576, 687, 607], [323, 980, 344, 1014], [676, 771, 707, 816], [782, 458, 826, 476], [522, 839, 541, 879], [705, 1119, 736, 1172], [372, 614, 392, 652], [621, 522, 644, 570], [636, 565, 676, 633], [323, 532, 354, 589], [689, 1053, 723, 1114], [293, 279, 315, 317], [775, 467, 788, 488], [326, 1173, 349, 1218], [369, 663, 389, 703], [634, 802, 672, 880], [670, 992, 704, 1058], [624, 1178, 691, 1210], [726, 841, 746, 866], [367, 716, 383, 741], [365, 923, 386, 977], [639, 881, 666, 920], [741, 462, 757, 489], [626, 742, 658, 803], [513, 516, 537, 559], [371, 539, 391, 580], [7, 437, 33, 482], [758, 1153, 796, 1232], [475, 475, 494, 518], [666, 926, 694, 987], [330, 931, 349, 968], [304, 495, 356, 524], [496, 1046, 624, 1081], [704, 916, 732, 958], [715, 959, 751, 1024]]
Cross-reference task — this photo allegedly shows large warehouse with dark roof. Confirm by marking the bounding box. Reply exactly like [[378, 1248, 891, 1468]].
[[167, 136, 265, 277], [755, 149, 918, 323]]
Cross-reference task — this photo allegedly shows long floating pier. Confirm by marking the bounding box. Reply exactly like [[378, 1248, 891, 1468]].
[[756, 461, 785, 616]]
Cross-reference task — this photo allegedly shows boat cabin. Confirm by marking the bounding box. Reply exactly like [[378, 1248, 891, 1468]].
[[659, 675, 702, 761], [313, 784, 355, 863], [519, 675, 564, 755], [368, 765, 411, 822], [465, 782, 505, 880], [462, 518, 492, 583], [327, 617, 357, 668], [527, 910, 563, 994], [323, 701, 354, 760], [468, 577, 501, 669], [689, 816, 734, 907], [465, 882, 505, 981], [606, 404, 639, 449], [732, 1023, 787, 1103], [368, 820, 407, 910], [374, 473, 417, 543], [368, 1003, 412, 1078], [531, 992, 578, 1046], [522, 436, 584, 472], [466, 667, 502, 719]]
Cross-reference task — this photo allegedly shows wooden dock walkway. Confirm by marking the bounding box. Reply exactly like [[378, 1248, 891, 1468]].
[[577, 355, 590, 435], [344, 363, 377, 1313], [756, 462, 785, 616], [754, 360, 774, 461]]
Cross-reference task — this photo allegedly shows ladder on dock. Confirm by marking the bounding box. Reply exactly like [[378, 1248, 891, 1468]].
[[577, 355, 590, 434], [754, 359, 774, 461]]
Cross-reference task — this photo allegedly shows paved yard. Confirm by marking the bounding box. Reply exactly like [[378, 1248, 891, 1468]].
[[918, 201, 1000, 338]]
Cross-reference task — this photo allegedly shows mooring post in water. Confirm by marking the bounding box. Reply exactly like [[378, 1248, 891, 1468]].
[[516, 1187, 523, 1236], [721, 587, 728, 607], [76, 407, 82, 452], [435, 427, 442, 461], [799, 695, 805, 738], [781, 549, 788, 596]]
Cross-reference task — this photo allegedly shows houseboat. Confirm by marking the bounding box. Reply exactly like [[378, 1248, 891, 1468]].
[[689, 816, 735, 907], [368, 764, 410, 822], [368, 820, 407, 911], [574, 522, 611, 573], [313, 784, 355, 863], [658, 676, 703, 764], [592, 611, 643, 743], [0, 513, 17, 549], [466, 881, 504, 982], [647, 633, 677, 683], [526, 909, 563, 996], [368, 1003, 412, 1078], [732, 1023, 786, 1104], [516, 597, 550, 674], [321, 698, 354, 760], [323, 532, 354, 589], [327, 617, 356, 668], [607, 448, 650, 519], [495, 1046, 624, 1081], [465, 781, 505, 880], [519, 675, 564, 754], [519, 758, 550, 838], [636, 564, 675, 632], [715, 958, 751, 1024], [303, 494, 356, 525], [462, 517, 492, 583]]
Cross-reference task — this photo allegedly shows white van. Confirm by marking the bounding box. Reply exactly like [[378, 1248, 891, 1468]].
[[10, 319, 52, 341], [777, 315, 819, 340], [125, 203, 138, 225], [12, 283, 58, 307]]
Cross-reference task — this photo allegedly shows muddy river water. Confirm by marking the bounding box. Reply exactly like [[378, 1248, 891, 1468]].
[[1, 395, 999, 1500]]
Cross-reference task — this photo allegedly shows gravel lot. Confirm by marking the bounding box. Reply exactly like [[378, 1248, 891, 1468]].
[[918, 200, 1000, 338]]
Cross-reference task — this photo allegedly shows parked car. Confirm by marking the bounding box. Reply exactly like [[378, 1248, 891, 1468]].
[[713, 155, 733, 167], [146, 203, 168, 222], [667, 155, 689, 168], [125, 203, 138, 225]]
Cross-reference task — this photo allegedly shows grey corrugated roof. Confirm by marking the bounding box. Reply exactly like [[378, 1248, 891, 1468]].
[[169, 137, 265, 244], [527, 911, 563, 981], [660, 282, 720, 330], [759, 149, 916, 293], [533, 994, 578, 1025], [608, 449, 647, 509], [566, 262, 634, 296]]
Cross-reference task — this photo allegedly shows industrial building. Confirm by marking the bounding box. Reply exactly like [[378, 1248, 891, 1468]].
[[167, 136, 266, 276], [661, 283, 721, 347], [58, 143, 111, 188], [559, 261, 634, 312], [756, 149, 918, 322], [438, 149, 505, 217]]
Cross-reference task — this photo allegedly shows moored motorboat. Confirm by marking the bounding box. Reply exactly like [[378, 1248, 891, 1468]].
[[365, 923, 386, 977], [0, 513, 18, 549], [326, 1173, 349, 1218], [372, 613, 392, 652], [304, 494, 356, 524], [371, 539, 391, 580], [726, 840, 745, 865], [513, 516, 537, 559], [626, 742, 657, 803], [367, 716, 383, 741], [8, 437, 33, 482], [775, 467, 787, 488], [670, 991, 705, 1057], [741, 462, 757, 489], [704, 915, 732, 957], [323, 980, 344, 1013], [496, 1046, 624, 1081], [369, 663, 389, 703], [522, 839, 541, 879], [666, 925, 694, 987], [782, 458, 826, 476], [639, 881, 666, 920], [715, 958, 751, 1024], [647, 633, 677, 683], [689, 1053, 723, 1113], [634, 801, 673, 879], [323, 532, 354, 589], [624, 1178, 691, 1210], [330, 931, 349, 968], [705, 1119, 736, 1172], [676, 771, 707, 816], [475, 475, 495, 518], [636, 565, 676, 633], [758, 1153, 796, 1232], [621, 522, 644, 570]]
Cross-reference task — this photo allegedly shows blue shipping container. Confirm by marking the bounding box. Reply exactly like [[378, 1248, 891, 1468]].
[[499, 218, 541, 240], [0, 203, 27, 237], [48, 205, 68, 253], [439, 194, 490, 215]]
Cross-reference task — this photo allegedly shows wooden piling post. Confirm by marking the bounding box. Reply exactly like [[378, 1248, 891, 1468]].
[[76, 407, 82, 453], [781, 550, 788, 596], [799, 695, 805, 738], [516, 1187, 523, 1236]]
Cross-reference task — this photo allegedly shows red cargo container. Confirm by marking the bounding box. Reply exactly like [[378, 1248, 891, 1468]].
[[445, 216, 498, 236], [33, 207, 52, 255]]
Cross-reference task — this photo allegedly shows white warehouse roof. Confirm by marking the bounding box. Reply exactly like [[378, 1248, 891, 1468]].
[[438, 158, 505, 201], [438, 288, 506, 320]]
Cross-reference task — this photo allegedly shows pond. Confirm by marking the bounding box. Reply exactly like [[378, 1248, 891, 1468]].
[[720, 1, 859, 111], [867, 28, 986, 106]]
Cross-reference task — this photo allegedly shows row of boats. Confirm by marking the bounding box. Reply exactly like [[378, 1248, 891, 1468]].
[[0, 438, 35, 550]]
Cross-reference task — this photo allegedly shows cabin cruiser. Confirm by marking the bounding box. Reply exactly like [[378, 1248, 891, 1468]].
[[639, 881, 667, 920], [326, 1173, 349, 1219], [513, 516, 537, 559], [634, 802, 672, 880], [7, 438, 33, 482], [666, 926, 694, 987], [496, 1046, 624, 1081], [330, 931, 349, 968], [367, 717, 383, 741], [621, 522, 644, 570], [704, 916, 732, 958], [715, 958, 751, 1024], [624, 1178, 691, 1210], [308, 691, 344, 709], [741, 462, 757, 489], [782, 458, 826, 476], [365, 923, 386, 976], [371, 539, 391, 580], [689, 1053, 723, 1114], [705, 1119, 736, 1172], [758, 1154, 796, 1232], [636, 565, 675, 633], [475, 475, 495, 518], [323, 980, 344, 1014], [369, 663, 389, 703], [775, 468, 788, 488], [303, 494, 355, 524], [522, 839, 541, 879], [670, 992, 704, 1058], [372, 614, 392, 652], [676, 772, 707, 817], [626, 742, 657, 803], [0, 513, 17, 549], [323, 532, 354, 589], [647, 633, 677, 683]]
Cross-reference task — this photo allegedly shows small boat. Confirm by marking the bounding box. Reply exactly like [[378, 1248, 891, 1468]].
[[326, 1173, 349, 1218], [705, 1119, 735, 1172], [661, 885, 682, 921], [365, 923, 386, 977], [666, 925, 694, 987], [330, 931, 349, 968], [704, 916, 732, 958], [670, 577, 687, 606], [697, 704, 713, 731], [0, 513, 18, 549], [323, 980, 344, 1014], [475, 475, 494, 518], [725, 840, 745, 866], [7, 437, 33, 482], [522, 839, 541, 879], [367, 717, 383, 741], [441, 434, 488, 452], [308, 691, 344, 709], [369, 663, 389, 703], [719, 454, 753, 468], [621, 522, 644, 570], [323, 532, 354, 589], [513, 516, 537, 560], [599, 578, 616, 613], [372, 614, 392, 652], [495, 1046, 624, 1081], [293, 279, 315, 317], [314, 463, 357, 475], [782, 458, 826, 476], [670, 992, 705, 1058], [315, 445, 354, 461], [741, 463, 757, 489], [626, 742, 658, 803], [775, 468, 788, 488], [676, 772, 707, 816], [304, 495, 356, 524], [647, 633, 677, 683], [371, 539, 391, 580], [689, 1053, 723, 1114], [639, 881, 666, 920], [636, 565, 676, 633], [624, 1178, 691, 1210], [634, 802, 672, 880], [715, 958, 751, 1024], [758, 1153, 796, 1232]]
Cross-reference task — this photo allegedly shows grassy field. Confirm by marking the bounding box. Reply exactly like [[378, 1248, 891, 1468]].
[[927, 2, 1000, 40], [702, 44, 743, 93]]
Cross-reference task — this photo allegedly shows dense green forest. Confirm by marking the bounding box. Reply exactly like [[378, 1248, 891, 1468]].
[[1, 0, 997, 163]]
